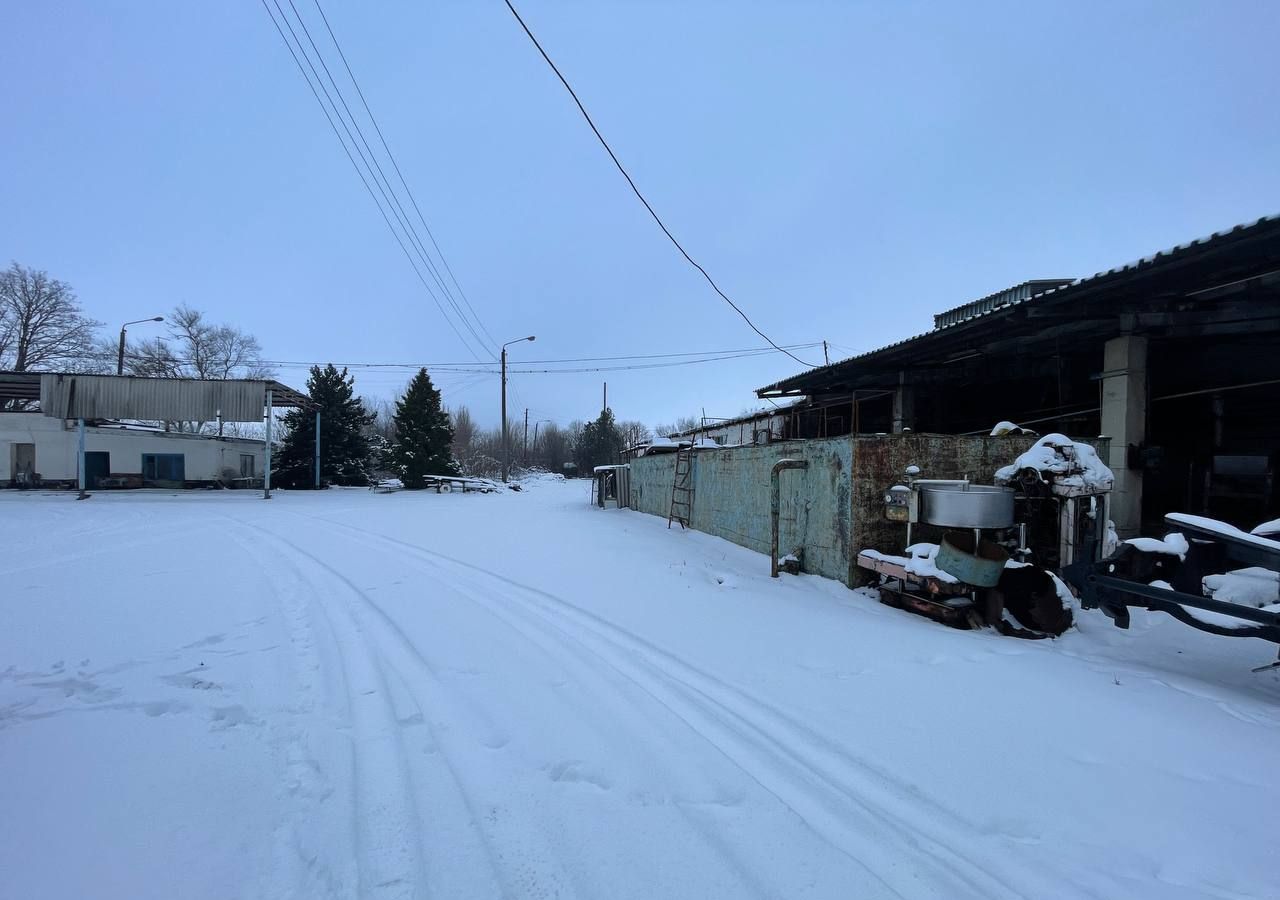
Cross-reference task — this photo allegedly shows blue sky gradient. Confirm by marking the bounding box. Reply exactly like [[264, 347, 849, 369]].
[[3, 1, 1278, 428]]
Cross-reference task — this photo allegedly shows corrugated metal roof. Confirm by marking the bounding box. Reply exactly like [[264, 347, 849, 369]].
[[757, 213, 1280, 395], [37, 374, 308, 420], [932, 279, 1074, 329]]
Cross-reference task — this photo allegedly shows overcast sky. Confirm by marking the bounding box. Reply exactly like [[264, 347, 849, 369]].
[[3, 1, 1278, 430]]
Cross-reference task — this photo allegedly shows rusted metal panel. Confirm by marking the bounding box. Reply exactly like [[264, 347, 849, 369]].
[[38, 375, 299, 422]]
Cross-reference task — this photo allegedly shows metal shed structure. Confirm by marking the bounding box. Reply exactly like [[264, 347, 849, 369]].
[[1, 372, 308, 498], [755, 214, 1280, 536]]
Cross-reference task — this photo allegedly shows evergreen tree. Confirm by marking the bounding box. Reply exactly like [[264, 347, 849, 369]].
[[277, 364, 375, 488], [573, 408, 624, 474], [390, 368, 459, 488]]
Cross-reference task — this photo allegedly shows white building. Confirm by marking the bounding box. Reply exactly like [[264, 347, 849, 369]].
[[2, 412, 265, 489]]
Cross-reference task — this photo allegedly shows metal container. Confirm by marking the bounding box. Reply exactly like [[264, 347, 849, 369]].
[[934, 531, 1009, 588], [919, 484, 1014, 529]]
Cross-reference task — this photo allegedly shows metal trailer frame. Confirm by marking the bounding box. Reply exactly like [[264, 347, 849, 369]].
[[1064, 513, 1280, 669]]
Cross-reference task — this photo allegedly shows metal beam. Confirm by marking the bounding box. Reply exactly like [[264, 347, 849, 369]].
[[263, 389, 273, 500]]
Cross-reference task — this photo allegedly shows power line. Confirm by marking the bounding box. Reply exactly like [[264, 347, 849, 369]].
[[103, 341, 820, 372], [282, 0, 495, 359], [501, 0, 818, 370], [309, 0, 500, 352], [259, 0, 491, 361]]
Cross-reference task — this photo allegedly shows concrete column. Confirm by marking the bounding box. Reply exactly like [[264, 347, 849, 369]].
[[1100, 335, 1147, 538], [892, 371, 914, 433]]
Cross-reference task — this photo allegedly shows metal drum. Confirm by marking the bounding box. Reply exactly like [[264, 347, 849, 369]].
[[919, 484, 1015, 529], [934, 531, 1010, 587]]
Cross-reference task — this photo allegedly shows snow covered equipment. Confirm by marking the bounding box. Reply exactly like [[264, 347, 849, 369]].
[[1064, 513, 1280, 671], [856, 450, 1105, 637]]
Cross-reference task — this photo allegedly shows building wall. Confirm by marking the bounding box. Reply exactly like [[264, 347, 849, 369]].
[[1, 413, 265, 486], [675, 412, 787, 447], [629, 438, 853, 584], [628, 433, 1106, 587]]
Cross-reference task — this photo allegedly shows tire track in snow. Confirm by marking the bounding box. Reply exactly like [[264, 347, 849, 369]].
[[239, 521, 544, 900], [304, 516, 1079, 900], [231, 522, 432, 899], [252, 513, 804, 898]]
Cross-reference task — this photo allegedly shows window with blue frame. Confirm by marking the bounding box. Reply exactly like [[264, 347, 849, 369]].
[[141, 453, 185, 483]]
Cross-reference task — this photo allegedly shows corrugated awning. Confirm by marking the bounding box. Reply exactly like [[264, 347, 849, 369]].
[[0, 372, 308, 419]]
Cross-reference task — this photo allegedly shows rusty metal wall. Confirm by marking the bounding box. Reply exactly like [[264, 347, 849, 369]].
[[40, 374, 268, 422], [628, 438, 853, 584]]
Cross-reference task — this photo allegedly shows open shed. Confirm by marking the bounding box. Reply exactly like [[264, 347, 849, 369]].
[[1, 372, 308, 497], [756, 214, 1280, 536]]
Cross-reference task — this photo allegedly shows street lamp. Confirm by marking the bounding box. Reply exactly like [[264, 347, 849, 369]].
[[117, 316, 165, 375], [501, 335, 535, 483]]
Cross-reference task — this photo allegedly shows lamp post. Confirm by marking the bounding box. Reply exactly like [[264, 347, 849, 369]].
[[117, 316, 165, 375], [501, 335, 535, 483]]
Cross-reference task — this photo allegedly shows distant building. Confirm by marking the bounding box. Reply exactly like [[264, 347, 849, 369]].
[[0, 371, 309, 493], [662, 402, 799, 447], [2, 412, 265, 489]]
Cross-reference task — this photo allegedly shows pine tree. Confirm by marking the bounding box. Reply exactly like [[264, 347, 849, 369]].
[[573, 408, 624, 474], [390, 368, 459, 488], [277, 364, 375, 488]]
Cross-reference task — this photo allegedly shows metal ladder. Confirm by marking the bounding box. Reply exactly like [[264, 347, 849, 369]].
[[667, 443, 694, 529]]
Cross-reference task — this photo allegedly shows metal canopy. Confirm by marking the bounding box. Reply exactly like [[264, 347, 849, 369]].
[[0, 372, 307, 419], [757, 214, 1280, 398]]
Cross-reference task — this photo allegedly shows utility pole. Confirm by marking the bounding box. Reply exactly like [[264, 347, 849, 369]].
[[501, 347, 508, 482], [602, 382, 607, 414], [823, 340, 830, 366], [314, 410, 321, 489], [523, 408, 529, 466], [501, 335, 535, 483]]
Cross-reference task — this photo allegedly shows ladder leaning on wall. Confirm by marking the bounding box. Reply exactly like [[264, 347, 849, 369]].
[[668, 443, 694, 529]]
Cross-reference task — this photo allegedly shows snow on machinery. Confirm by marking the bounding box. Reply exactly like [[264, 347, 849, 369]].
[[854, 429, 1280, 665], [1064, 514, 1280, 672], [858, 434, 1115, 638]]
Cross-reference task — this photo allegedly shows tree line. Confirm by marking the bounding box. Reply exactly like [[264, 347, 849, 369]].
[[275, 369, 650, 487], [0, 262, 269, 381], [3, 261, 654, 485]]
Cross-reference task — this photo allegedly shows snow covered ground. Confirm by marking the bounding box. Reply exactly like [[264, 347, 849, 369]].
[[2, 478, 1277, 900]]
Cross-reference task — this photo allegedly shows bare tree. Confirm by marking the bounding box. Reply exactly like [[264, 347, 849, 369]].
[[0, 263, 101, 372], [126, 305, 271, 381], [450, 405, 477, 458], [653, 415, 699, 438], [119, 305, 273, 431], [617, 419, 652, 449], [536, 422, 571, 473]]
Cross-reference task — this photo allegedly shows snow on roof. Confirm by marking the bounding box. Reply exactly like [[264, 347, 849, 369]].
[[994, 433, 1114, 490]]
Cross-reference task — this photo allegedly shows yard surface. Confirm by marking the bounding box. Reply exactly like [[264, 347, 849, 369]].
[[1, 477, 1277, 899]]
